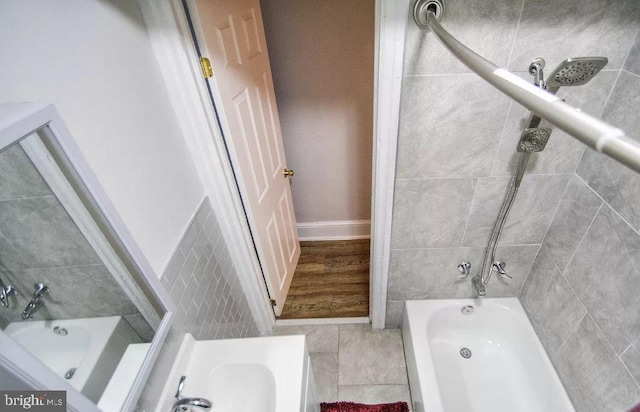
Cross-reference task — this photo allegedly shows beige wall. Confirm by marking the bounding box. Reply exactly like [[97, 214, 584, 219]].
[[261, 0, 374, 230]]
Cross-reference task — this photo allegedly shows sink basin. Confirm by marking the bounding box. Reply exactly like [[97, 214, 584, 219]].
[[156, 334, 315, 412], [207, 364, 276, 412]]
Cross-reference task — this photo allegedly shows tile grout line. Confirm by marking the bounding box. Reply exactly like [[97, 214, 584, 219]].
[[620, 26, 640, 74], [515, 172, 573, 293], [516, 243, 542, 297], [505, 0, 527, 71], [574, 174, 640, 237], [489, 0, 527, 182], [554, 311, 587, 356], [390, 243, 543, 252], [624, 69, 640, 80], [396, 172, 575, 181], [458, 178, 479, 247], [551, 200, 602, 355], [601, 68, 623, 118], [558, 202, 602, 281], [548, 202, 638, 378], [534, 173, 573, 249], [584, 310, 640, 389], [488, 98, 515, 178], [620, 349, 640, 390]]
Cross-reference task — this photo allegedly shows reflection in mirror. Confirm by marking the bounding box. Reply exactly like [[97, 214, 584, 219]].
[[0, 130, 162, 410]]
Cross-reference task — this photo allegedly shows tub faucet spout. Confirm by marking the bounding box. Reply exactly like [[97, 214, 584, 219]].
[[21, 299, 45, 320], [472, 276, 486, 297], [21, 283, 49, 320]]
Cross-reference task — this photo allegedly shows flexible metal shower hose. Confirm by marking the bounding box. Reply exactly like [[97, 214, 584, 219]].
[[480, 152, 531, 285]]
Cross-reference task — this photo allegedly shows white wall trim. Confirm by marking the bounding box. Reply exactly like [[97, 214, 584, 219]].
[[137, 0, 275, 333], [297, 220, 371, 241], [370, 0, 408, 329]]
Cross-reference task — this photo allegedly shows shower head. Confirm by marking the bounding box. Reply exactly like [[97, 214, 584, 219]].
[[546, 57, 608, 90], [518, 128, 551, 152]]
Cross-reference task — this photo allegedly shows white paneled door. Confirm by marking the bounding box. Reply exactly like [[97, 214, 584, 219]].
[[193, 0, 300, 315]]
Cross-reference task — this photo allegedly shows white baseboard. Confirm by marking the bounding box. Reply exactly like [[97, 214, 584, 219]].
[[297, 220, 371, 241], [275, 317, 370, 326]]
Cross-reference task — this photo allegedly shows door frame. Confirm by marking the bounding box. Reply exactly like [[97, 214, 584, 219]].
[[138, 0, 408, 330]]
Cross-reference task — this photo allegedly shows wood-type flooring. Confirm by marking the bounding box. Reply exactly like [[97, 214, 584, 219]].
[[278, 239, 370, 319]]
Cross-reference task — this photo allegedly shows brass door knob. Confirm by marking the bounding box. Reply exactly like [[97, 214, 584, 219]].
[[283, 168, 294, 178]]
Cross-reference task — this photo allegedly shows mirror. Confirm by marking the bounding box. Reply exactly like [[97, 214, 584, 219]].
[[0, 104, 172, 411]]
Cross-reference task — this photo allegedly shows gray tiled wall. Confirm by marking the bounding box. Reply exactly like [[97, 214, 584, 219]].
[[138, 196, 259, 410], [0, 144, 142, 328], [387, 0, 640, 343], [520, 28, 640, 410]]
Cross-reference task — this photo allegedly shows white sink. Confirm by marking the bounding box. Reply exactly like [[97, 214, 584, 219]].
[[156, 334, 316, 412], [207, 363, 276, 412]]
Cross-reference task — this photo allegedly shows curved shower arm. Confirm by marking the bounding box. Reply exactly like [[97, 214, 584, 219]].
[[416, 6, 640, 174]]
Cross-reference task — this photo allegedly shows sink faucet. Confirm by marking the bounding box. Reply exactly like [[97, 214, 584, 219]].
[[172, 398, 212, 412], [172, 375, 212, 412], [21, 283, 49, 320]]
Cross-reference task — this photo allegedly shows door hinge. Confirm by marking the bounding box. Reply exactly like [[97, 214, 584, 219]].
[[270, 299, 277, 307], [199, 57, 213, 78]]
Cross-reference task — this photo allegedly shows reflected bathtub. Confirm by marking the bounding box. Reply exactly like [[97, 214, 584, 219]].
[[4, 315, 141, 402], [402, 298, 574, 412]]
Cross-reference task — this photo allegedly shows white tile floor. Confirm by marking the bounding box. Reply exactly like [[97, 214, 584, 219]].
[[272, 324, 412, 410]]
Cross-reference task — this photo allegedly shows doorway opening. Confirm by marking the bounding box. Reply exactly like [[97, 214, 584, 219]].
[[260, 1, 375, 320]]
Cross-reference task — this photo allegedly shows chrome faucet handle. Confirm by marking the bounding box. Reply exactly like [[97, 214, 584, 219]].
[[0, 284, 18, 308], [457, 262, 471, 278], [175, 375, 186, 400], [32, 283, 49, 298], [493, 262, 512, 279]]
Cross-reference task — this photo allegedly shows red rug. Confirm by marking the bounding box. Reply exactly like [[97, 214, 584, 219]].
[[320, 402, 410, 412]]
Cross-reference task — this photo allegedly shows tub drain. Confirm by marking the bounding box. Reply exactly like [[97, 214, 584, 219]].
[[65, 368, 76, 380], [53, 326, 68, 336], [460, 348, 472, 359], [461, 305, 474, 315]]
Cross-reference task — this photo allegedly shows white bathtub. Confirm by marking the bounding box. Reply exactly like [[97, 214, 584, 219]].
[[402, 298, 574, 412], [4, 316, 142, 402]]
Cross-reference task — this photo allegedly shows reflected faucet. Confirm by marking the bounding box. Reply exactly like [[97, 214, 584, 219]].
[[172, 398, 212, 412], [0, 273, 18, 308], [172, 375, 212, 412], [21, 283, 49, 320]]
